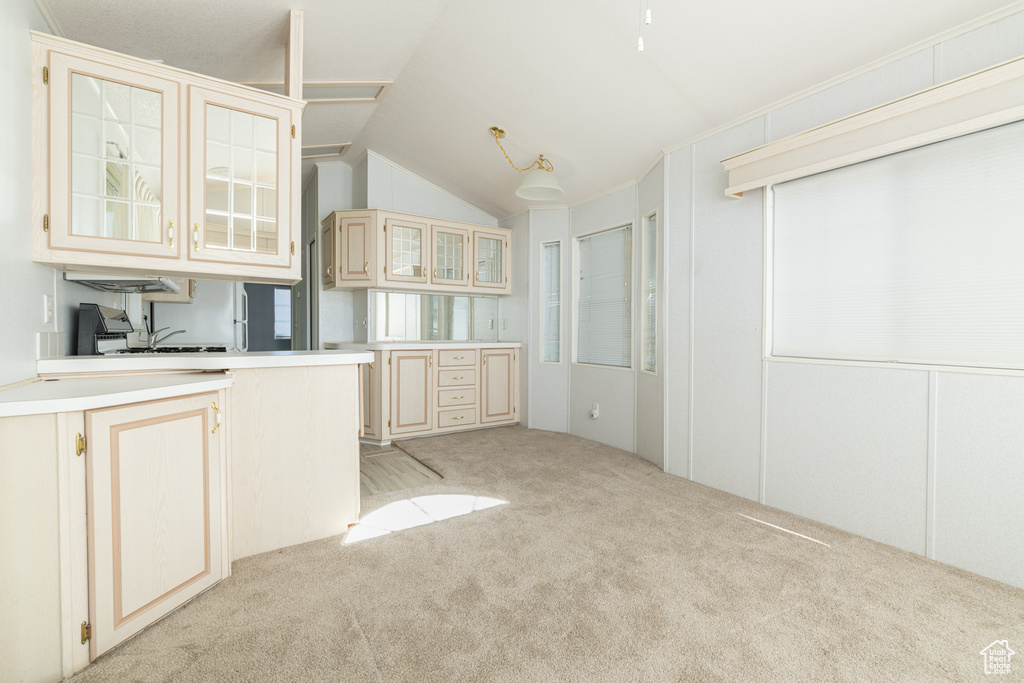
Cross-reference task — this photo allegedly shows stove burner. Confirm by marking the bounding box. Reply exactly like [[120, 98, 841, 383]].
[[113, 346, 229, 354]]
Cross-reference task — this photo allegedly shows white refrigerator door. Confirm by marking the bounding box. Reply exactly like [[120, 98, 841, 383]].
[[151, 281, 246, 349]]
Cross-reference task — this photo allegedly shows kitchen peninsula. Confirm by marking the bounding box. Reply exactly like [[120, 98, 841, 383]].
[[0, 349, 370, 669]]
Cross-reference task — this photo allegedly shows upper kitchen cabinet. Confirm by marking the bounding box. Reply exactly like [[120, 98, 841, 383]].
[[473, 228, 510, 293], [32, 33, 304, 285], [187, 88, 295, 271], [321, 209, 512, 295]]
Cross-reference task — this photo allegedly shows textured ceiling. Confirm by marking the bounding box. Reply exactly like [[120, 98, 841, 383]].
[[46, 0, 1018, 219]]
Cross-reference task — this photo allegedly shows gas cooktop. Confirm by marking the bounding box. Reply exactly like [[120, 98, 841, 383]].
[[111, 346, 229, 354]]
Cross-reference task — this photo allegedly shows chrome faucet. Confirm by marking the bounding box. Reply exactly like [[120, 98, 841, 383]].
[[149, 327, 187, 348]]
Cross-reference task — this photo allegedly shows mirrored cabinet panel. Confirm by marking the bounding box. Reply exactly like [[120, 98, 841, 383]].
[[48, 51, 179, 258], [370, 290, 499, 342]]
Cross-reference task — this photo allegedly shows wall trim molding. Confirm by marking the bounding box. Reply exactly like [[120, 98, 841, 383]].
[[663, 1, 1024, 159]]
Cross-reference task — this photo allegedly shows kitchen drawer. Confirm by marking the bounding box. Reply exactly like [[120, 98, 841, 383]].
[[437, 369, 476, 387], [438, 349, 476, 367], [437, 407, 476, 429], [438, 387, 475, 407]]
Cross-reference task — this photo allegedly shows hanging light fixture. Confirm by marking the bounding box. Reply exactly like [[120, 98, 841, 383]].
[[489, 126, 564, 201]]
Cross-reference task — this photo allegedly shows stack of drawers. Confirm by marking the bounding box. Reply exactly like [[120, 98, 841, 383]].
[[436, 349, 477, 429]]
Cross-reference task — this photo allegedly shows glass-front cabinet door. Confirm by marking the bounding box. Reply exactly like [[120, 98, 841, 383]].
[[188, 86, 294, 269], [384, 218, 428, 284], [431, 224, 469, 287], [48, 52, 179, 258], [473, 229, 509, 291]]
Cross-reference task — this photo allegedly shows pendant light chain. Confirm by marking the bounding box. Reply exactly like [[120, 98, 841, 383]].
[[492, 130, 555, 173]]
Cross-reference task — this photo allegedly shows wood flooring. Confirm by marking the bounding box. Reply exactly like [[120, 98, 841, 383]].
[[359, 443, 442, 497]]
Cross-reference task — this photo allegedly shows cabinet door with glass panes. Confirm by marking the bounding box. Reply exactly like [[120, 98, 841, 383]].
[[188, 86, 295, 269], [47, 51, 180, 259], [430, 223, 469, 287], [384, 217, 428, 285], [473, 229, 510, 293]]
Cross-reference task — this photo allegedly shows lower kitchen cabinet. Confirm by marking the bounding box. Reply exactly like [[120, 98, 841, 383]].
[[363, 345, 519, 444], [85, 392, 228, 659], [481, 348, 516, 423], [389, 350, 434, 435]]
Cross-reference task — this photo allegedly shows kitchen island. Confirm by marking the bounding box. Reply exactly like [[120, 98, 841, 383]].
[[0, 350, 371, 673]]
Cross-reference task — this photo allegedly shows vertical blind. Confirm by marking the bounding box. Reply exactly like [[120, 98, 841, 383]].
[[576, 225, 632, 368], [541, 241, 561, 363], [642, 213, 657, 373], [772, 119, 1024, 369]]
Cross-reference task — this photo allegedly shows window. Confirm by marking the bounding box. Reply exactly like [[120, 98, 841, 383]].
[[575, 224, 632, 368], [541, 241, 561, 363], [273, 287, 291, 340], [771, 119, 1024, 370], [641, 213, 657, 373]]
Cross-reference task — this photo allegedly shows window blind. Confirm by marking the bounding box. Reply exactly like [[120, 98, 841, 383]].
[[642, 214, 657, 373], [541, 241, 561, 363], [576, 225, 632, 368], [772, 119, 1024, 369]]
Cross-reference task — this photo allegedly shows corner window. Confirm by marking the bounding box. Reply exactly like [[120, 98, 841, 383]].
[[575, 224, 632, 368], [541, 241, 561, 363], [641, 213, 657, 373]]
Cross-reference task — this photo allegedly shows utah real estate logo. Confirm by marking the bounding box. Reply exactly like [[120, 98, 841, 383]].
[[980, 640, 1014, 675]]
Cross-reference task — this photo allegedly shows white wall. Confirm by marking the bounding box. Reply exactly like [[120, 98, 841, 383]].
[[658, 9, 1024, 588], [314, 162, 356, 347], [498, 211, 530, 426], [635, 161, 665, 468], [568, 186, 636, 452], [365, 151, 498, 226], [525, 208, 570, 433]]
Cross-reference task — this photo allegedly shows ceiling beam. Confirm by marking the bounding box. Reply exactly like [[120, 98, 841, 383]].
[[284, 9, 303, 101]]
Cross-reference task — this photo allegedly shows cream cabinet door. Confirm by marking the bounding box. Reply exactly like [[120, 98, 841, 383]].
[[384, 217, 428, 285], [361, 353, 381, 438], [481, 348, 516, 423], [430, 223, 469, 287], [390, 350, 433, 434], [187, 86, 296, 270], [47, 51, 180, 259], [321, 219, 335, 287], [340, 215, 375, 284], [85, 392, 226, 660], [473, 229, 511, 293]]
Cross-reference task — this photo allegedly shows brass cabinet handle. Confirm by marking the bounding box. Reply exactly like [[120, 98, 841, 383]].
[[452, 395, 464, 400], [193, 223, 200, 252], [483, 355, 487, 365], [364, 261, 369, 275], [450, 415, 464, 421], [291, 241, 296, 255], [433, 267, 437, 279], [429, 356, 433, 367], [168, 220, 174, 248], [327, 265, 333, 278], [453, 356, 464, 360], [75, 433, 86, 456], [211, 402, 222, 434], [451, 375, 463, 380]]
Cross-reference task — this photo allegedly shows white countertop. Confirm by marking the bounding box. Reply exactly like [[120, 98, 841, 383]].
[[37, 349, 374, 375], [0, 373, 233, 418], [326, 341, 521, 351]]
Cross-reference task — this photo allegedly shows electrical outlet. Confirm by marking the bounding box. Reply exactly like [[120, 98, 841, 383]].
[[42, 294, 53, 324]]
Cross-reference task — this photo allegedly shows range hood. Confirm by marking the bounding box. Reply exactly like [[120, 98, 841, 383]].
[[63, 273, 182, 294]]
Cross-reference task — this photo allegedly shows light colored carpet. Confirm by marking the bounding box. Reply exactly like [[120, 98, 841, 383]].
[[71, 426, 1024, 682], [360, 443, 442, 497]]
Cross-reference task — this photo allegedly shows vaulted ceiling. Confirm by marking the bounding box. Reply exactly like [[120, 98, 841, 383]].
[[46, 0, 1017, 219]]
